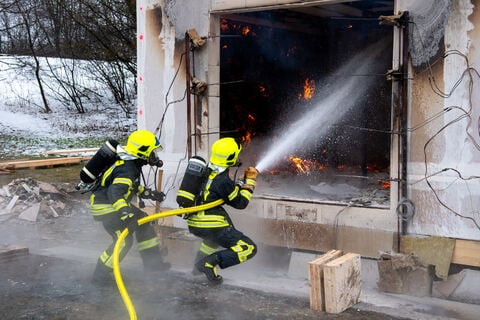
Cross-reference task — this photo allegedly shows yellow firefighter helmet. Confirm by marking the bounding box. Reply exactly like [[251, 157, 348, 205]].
[[210, 137, 242, 167], [124, 130, 161, 160]]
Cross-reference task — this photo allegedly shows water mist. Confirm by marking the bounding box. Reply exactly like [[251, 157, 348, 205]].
[[255, 40, 390, 172]]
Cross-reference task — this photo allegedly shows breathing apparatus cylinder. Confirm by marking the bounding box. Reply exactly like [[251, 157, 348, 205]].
[[176, 156, 208, 208], [80, 139, 119, 184]]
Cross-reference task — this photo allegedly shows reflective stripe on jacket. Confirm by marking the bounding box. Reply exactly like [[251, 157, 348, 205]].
[[89, 159, 142, 217], [187, 168, 252, 228]]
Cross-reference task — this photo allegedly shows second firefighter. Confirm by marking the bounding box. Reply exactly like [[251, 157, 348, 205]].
[[187, 137, 258, 284]]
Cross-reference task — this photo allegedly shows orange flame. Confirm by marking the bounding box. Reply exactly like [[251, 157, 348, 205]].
[[303, 78, 315, 100], [242, 131, 252, 147], [288, 155, 311, 174], [380, 180, 391, 189], [242, 26, 251, 36]]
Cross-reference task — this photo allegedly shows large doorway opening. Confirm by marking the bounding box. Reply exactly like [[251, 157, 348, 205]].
[[218, 1, 395, 207]]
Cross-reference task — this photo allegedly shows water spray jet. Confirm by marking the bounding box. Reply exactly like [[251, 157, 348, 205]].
[[254, 40, 390, 173]]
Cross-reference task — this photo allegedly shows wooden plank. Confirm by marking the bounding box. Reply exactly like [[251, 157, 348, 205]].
[[452, 239, 480, 267], [323, 253, 362, 314], [308, 249, 344, 311], [0, 156, 91, 170], [40, 148, 99, 156], [0, 244, 29, 261]]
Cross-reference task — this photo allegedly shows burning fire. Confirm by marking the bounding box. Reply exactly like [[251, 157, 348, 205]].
[[283, 154, 390, 186], [380, 180, 390, 189], [288, 155, 313, 174], [302, 78, 315, 100], [220, 19, 256, 37], [241, 131, 252, 147]]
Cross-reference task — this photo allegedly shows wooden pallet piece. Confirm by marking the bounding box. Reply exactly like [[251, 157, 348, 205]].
[[323, 253, 362, 314], [0, 156, 91, 170], [308, 249, 344, 311], [452, 239, 480, 267], [40, 148, 99, 156], [0, 244, 29, 261]]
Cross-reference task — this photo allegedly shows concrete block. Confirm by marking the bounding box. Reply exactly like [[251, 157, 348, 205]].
[[18, 203, 40, 222], [449, 269, 480, 304], [433, 270, 466, 299], [377, 252, 434, 297]]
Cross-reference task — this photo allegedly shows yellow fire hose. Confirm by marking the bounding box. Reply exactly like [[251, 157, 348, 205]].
[[112, 199, 224, 320]]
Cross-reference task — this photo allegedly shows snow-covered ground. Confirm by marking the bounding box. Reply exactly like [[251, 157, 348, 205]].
[[0, 55, 136, 159]]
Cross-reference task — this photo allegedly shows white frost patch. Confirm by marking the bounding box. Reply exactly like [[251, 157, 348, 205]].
[[0, 110, 54, 136]]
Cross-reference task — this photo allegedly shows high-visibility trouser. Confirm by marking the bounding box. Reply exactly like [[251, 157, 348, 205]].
[[94, 206, 159, 269], [189, 226, 257, 269]]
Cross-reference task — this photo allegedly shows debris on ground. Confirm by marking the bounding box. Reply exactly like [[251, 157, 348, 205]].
[[0, 177, 88, 220]]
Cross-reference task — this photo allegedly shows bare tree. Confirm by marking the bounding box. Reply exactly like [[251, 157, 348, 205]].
[[0, 0, 137, 114], [13, 0, 51, 113]]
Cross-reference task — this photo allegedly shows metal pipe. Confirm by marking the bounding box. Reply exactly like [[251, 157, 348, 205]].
[[185, 32, 192, 158], [400, 12, 410, 236]]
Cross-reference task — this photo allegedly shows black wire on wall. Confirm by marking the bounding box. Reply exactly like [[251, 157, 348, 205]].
[[410, 20, 480, 231]]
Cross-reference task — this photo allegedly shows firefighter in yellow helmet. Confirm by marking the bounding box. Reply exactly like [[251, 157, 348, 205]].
[[187, 137, 259, 284], [89, 130, 170, 285]]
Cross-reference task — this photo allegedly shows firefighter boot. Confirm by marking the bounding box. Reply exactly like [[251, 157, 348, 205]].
[[91, 259, 114, 286], [140, 249, 171, 273], [195, 254, 223, 284], [192, 251, 208, 276]]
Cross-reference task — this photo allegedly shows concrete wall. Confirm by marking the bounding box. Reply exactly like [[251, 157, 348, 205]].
[[137, 0, 213, 210], [137, 0, 480, 257], [400, 0, 480, 240]]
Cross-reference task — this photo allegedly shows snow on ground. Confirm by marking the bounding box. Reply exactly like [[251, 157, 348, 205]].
[[0, 110, 53, 135], [0, 55, 136, 158]]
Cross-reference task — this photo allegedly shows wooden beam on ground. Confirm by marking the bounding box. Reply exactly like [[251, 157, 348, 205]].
[[40, 148, 99, 156], [0, 156, 91, 170], [323, 253, 362, 314], [0, 244, 29, 261], [309, 249, 344, 311], [452, 239, 480, 267]]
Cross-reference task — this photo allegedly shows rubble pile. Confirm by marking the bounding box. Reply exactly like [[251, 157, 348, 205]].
[[0, 178, 88, 221]]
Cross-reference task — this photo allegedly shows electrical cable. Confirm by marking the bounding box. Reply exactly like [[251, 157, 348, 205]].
[[411, 20, 480, 230], [151, 50, 190, 201], [396, 198, 415, 222], [154, 52, 186, 138]]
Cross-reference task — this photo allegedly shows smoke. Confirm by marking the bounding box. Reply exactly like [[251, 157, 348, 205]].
[[255, 40, 390, 172]]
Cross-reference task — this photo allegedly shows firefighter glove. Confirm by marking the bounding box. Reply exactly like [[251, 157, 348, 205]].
[[244, 167, 259, 180], [242, 167, 258, 191]]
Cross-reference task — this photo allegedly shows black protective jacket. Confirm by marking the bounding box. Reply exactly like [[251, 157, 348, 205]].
[[187, 168, 252, 228], [89, 159, 143, 217]]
